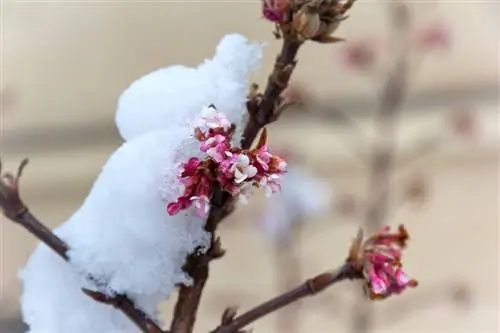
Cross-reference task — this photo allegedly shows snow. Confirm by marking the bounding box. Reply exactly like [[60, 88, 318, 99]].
[[20, 125, 209, 332], [116, 34, 263, 144], [257, 164, 333, 244], [20, 32, 263, 332]]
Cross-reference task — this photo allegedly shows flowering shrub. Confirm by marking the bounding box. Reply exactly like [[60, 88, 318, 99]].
[[0, 1, 425, 333], [167, 105, 287, 217]]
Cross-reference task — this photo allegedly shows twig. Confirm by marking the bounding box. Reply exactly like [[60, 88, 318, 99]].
[[273, 224, 303, 333], [323, 105, 369, 164], [352, 2, 412, 333], [169, 32, 304, 333], [0, 159, 167, 333], [210, 264, 363, 333]]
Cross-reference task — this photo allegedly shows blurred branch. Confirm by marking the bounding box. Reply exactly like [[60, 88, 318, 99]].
[[273, 224, 303, 333], [0, 159, 167, 333], [210, 264, 362, 333], [325, 105, 370, 164]]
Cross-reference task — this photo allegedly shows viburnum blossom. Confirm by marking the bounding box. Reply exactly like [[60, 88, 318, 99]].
[[262, 0, 291, 23], [348, 224, 418, 300], [167, 105, 287, 217]]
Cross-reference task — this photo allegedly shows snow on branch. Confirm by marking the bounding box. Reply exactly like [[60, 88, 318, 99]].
[[0, 1, 423, 333]]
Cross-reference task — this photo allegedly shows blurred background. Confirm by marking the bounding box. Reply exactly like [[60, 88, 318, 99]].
[[0, 0, 498, 332]]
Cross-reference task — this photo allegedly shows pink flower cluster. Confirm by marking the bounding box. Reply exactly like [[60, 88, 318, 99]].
[[350, 225, 418, 300], [363, 225, 417, 299], [167, 105, 287, 218]]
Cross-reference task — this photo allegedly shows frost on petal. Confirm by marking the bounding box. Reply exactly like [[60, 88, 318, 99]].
[[20, 130, 210, 333], [116, 34, 263, 143]]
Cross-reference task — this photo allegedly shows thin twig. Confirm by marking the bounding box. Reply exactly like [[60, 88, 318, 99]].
[[0, 159, 167, 333], [273, 224, 303, 333], [323, 105, 370, 164], [210, 264, 363, 333]]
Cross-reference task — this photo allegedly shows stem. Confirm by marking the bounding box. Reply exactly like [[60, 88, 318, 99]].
[[241, 38, 302, 149], [211, 264, 362, 333], [169, 35, 303, 333], [353, 3, 411, 333]]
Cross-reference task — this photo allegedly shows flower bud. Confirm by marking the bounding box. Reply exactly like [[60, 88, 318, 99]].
[[292, 7, 322, 39]]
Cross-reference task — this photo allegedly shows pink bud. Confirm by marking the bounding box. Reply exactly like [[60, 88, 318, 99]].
[[262, 0, 290, 23]]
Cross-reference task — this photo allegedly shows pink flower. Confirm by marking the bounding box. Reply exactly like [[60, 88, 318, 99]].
[[255, 145, 272, 171], [166, 108, 288, 217], [367, 268, 388, 295], [167, 196, 191, 216], [262, 0, 290, 23], [414, 20, 452, 50], [259, 174, 282, 197], [231, 154, 258, 184], [191, 195, 210, 217], [180, 157, 202, 177], [193, 105, 231, 134], [349, 225, 417, 300], [167, 164, 213, 218], [200, 134, 228, 163]]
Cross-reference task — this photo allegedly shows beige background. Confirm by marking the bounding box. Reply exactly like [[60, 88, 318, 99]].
[[1, 0, 499, 332]]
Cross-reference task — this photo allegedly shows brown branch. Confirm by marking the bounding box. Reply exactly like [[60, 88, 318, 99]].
[[273, 224, 303, 333], [210, 264, 363, 333], [169, 32, 303, 333], [0, 159, 167, 333]]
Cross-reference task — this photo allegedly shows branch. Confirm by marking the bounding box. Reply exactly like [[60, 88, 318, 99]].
[[272, 224, 303, 333], [0, 159, 167, 333], [210, 264, 363, 333], [169, 28, 303, 333]]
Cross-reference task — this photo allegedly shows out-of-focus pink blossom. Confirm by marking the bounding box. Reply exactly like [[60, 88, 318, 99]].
[[449, 107, 477, 139], [414, 20, 452, 50], [338, 39, 377, 70], [349, 225, 418, 300]]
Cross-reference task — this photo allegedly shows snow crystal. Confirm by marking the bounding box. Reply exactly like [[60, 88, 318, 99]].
[[20, 128, 210, 333], [257, 165, 333, 244], [116, 33, 263, 144]]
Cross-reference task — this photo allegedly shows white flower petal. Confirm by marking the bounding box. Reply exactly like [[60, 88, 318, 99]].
[[245, 165, 258, 178]]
